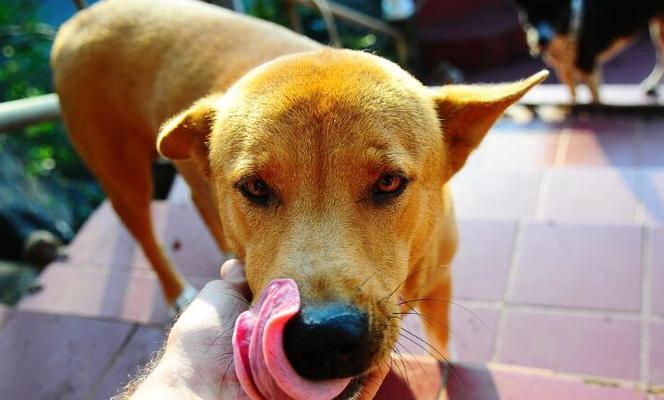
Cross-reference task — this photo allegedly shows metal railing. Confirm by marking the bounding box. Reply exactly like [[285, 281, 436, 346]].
[[0, 94, 61, 133]]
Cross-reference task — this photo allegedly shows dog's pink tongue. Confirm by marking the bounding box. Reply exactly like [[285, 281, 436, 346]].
[[232, 279, 351, 400]]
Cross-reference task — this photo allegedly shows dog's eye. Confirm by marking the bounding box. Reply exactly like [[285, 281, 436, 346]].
[[238, 178, 271, 206], [372, 174, 408, 204]]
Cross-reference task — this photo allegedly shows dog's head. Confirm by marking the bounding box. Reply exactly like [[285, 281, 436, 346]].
[[513, 0, 573, 54], [157, 49, 545, 394]]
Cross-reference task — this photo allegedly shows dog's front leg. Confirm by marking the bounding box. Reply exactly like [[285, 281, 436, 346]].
[[642, 18, 664, 96], [583, 69, 602, 103]]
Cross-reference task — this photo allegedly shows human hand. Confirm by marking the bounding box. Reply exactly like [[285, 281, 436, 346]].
[[131, 259, 251, 399], [128, 259, 389, 400]]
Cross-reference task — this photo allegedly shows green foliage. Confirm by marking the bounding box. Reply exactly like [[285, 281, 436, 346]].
[[0, 1, 103, 231]]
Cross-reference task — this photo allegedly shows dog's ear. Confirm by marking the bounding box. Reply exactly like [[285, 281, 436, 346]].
[[157, 95, 220, 160], [435, 70, 548, 176]]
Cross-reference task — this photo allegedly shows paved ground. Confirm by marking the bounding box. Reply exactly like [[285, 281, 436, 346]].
[[1, 110, 662, 399]]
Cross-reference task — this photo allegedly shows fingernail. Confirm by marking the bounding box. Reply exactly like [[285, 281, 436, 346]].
[[220, 259, 246, 283]]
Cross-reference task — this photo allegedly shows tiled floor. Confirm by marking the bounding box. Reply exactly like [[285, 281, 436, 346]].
[[443, 113, 664, 395], [2, 112, 663, 398]]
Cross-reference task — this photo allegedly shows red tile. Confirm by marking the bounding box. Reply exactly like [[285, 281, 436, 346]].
[[511, 223, 642, 311], [375, 355, 444, 400], [161, 202, 225, 278], [67, 201, 225, 278], [167, 174, 192, 204], [450, 168, 542, 220], [482, 131, 561, 168], [66, 201, 163, 270], [651, 322, 664, 386], [397, 306, 499, 365], [453, 219, 517, 301], [0, 311, 133, 399], [541, 168, 639, 224], [92, 326, 166, 399], [451, 306, 500, 364], [652, 228, 664, 317], [639, 120, 664, 167], [464, 138, 493, 168], [445, 363, 647, 400], [497, 310, 641, 380], [564, 127, 637, 167], [18, 263, 171, 325], [639, 169, 664, 225]]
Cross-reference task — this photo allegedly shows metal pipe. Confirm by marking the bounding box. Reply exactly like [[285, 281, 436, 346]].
[[0, 94, 61, 133]]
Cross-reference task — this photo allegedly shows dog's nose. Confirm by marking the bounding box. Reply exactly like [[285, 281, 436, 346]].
[[283, 303, 371, 380]]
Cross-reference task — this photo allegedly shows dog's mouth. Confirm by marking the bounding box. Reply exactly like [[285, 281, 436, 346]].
[[233, 279, 380, 400]]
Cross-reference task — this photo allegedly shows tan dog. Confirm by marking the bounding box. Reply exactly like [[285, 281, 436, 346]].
[[52, 0, 546, 392]]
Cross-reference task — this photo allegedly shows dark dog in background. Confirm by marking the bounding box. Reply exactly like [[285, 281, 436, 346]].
[[514, 0, 664, 103]]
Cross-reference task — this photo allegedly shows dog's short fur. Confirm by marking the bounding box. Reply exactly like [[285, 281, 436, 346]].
[[514, 0, 664, 103], [52, 0, 545, 391]]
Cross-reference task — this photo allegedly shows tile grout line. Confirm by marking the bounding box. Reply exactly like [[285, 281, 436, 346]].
[[534, 128, 569, 219], [634, 119, 647, 225], [640, 225, 652, 389], [84, 323, 141, 400], [455, 299, 649, 321], [553, 128, 571, 168], [490, 220, 525, 362]]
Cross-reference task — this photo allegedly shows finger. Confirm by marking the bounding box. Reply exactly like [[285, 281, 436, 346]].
[[219, 259, 251, 299]]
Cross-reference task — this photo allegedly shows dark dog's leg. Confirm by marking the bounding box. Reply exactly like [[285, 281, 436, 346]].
[[642, 18, 664, 96]]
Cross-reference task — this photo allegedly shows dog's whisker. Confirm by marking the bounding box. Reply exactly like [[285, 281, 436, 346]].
[[398, 327, 448, 363], [394, 341, 436, 388], [392, 346, 411, 389], [379, 264, 451, 305], [397, 298, 489, 331]]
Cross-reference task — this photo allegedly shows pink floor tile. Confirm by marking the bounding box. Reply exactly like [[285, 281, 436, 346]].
[[453, 219, 517, 301], [450, 168, 542, 220], [67, 201, 225, 277], [0, 311, 133, 400], [652, 228, 664, 317], [397, 306, 499, 364], [451, 306, 500, 364], [541, 168, 639, 224], [161, 202, 225, 278], [480, 130, 561, 168], [375, 355, 444, 400], [445, 363, 647, 400], [510, 223, 642, 311], [563, 127, 637, 167], [66, 201, 163, 270], [497, 310, 641, 380], [464, 138, 494, 168], [650, 322, 664, 386], [640, 169, 664, 225], [93, 326, 166, 399], [18, 263, 171, 325], [167, 174, 192, 203]]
